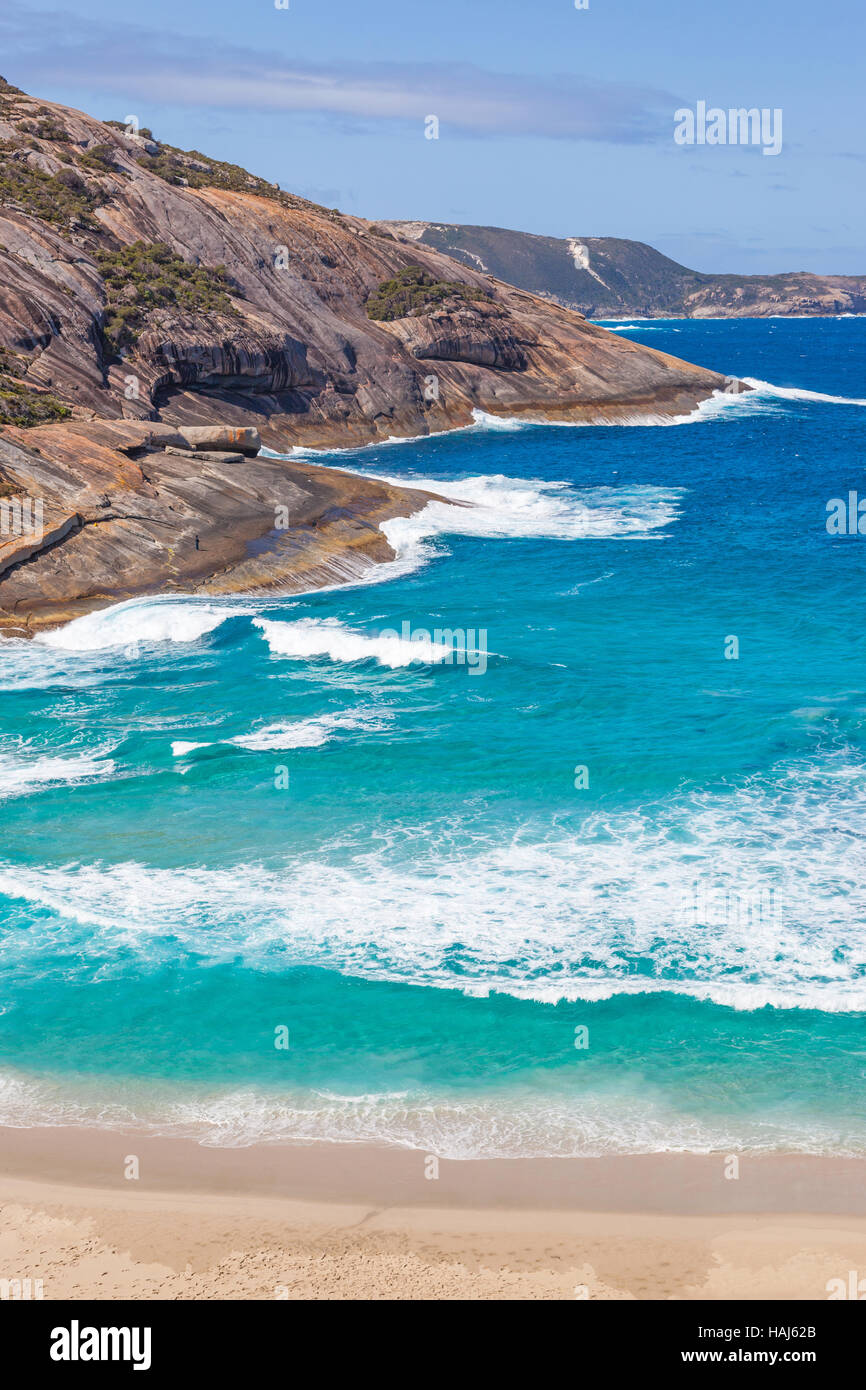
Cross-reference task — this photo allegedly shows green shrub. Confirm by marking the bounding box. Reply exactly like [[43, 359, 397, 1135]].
[[34, 118, 71, 142], [0, 349, 71, 427], [137, 143, 273, 197], [366, 264, 491, 321], [78, 142, 121, 173], [53, 166, 86, 192], [0, 154, 105, 229], [95, 241, 240, 358]]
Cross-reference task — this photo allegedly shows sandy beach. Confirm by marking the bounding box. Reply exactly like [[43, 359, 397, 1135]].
[[1, 1126, 864, 1300]]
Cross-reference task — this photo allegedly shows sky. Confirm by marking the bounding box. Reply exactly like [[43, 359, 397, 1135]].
[[1, 0, 863, 273]]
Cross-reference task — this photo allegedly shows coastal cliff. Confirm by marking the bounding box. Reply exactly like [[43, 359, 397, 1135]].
[[0, 79, 735, 631]]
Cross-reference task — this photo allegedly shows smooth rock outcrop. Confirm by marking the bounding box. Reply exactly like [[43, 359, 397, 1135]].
[[0, 83, 733, 451], [0, 417, 442, 632]]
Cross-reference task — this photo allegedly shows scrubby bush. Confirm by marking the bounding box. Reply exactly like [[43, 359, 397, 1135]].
[[53, 166, 86, 192], [0, 348, 71, 427], [96, 240, 240, 358], [34, 119, 71, 142], [366, 264, 491, 321], [0, 155, 105, 229], [78, 142, 121, 173]]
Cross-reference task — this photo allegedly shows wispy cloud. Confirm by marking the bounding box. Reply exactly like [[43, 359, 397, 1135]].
[[0, 8, 676, 144]]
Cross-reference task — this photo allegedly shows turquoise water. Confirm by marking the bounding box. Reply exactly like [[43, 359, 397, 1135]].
[[1, 318, 865, 1156]]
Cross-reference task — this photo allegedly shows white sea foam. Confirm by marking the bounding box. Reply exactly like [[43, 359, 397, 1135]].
[[233, 708, 395, 750], [408, 475, 680, 540], [0, 747, 115, 800], [254, 616, 456, 668], [2, 751, 864, 1013], [230, 708, 392, 749], [170, 741, 211, 758], [0, 1069, 855, 1157], [155, 1089, 866, 1157], [169, 708, 393, 755], [36, 596, 248, 652], [468, 409, 527, 431], [741, 376, 866, 406], [672, 376, 866, 425], [352, 474, 679, 581]]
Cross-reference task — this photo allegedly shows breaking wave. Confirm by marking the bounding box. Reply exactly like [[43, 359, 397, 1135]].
[[2, 751, 864, 1013], [35, 597, 248, 652]]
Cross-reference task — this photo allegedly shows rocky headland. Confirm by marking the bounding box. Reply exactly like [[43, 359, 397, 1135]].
[[0, 79, 737, 632]]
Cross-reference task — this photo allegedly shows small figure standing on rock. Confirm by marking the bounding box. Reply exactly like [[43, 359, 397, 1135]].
[[195, 534, 200, 551]]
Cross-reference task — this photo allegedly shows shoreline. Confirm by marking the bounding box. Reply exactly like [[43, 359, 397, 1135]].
[[0, 420, 443, 636], [2, 1123, 866, 1213], [2, 1126, 864, 1299], [0, 376, 738, 637]]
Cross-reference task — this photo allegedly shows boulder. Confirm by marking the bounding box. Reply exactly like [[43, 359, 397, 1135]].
[[174, 426, 261, 455]]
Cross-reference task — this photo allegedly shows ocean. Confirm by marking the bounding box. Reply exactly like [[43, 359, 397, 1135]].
[[1, 317, 864, 1159]]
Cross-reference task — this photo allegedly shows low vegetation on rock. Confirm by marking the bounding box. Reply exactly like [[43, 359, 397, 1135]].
[[0, 348, 72, 428], [130, 135, 331, 217], [366, 265, 491, 321], [78, 142, 124, 175], [136, 142, 271, 195], [96, 241, 240, 359], [0, 152, 105, 229]]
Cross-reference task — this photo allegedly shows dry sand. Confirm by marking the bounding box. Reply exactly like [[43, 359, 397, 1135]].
[[1, 1126, 864, 1300]]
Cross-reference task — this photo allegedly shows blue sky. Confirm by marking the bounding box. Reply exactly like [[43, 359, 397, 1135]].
[[1, 0, 863, 273]]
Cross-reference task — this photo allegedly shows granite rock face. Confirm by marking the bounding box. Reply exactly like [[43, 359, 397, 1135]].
[[0, 84, 731, 448], [0, 82, 738, 630]]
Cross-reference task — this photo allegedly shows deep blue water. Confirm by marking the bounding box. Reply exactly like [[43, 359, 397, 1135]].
[[0, 317, 864, 1156]]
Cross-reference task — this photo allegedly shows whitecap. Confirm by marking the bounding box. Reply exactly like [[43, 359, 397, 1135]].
[[253, 616, 457, 668], [0, 747, 115, 800], [229, 708, 393, 749], [742, 376, 866, 406], [36, 596, 248, 652], [170, 741, 212, 758], [670, 376, 866, 425]]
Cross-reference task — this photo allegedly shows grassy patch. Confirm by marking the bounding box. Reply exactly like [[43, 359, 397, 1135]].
[[366, 264, 491, 321], [95, 240, 240, 358]]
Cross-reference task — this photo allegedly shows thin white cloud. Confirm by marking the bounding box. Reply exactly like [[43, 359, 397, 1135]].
[[0, 8, 676, 144]]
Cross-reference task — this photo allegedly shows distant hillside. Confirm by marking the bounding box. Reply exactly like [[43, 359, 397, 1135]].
[[383, 223, 866, 319]]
